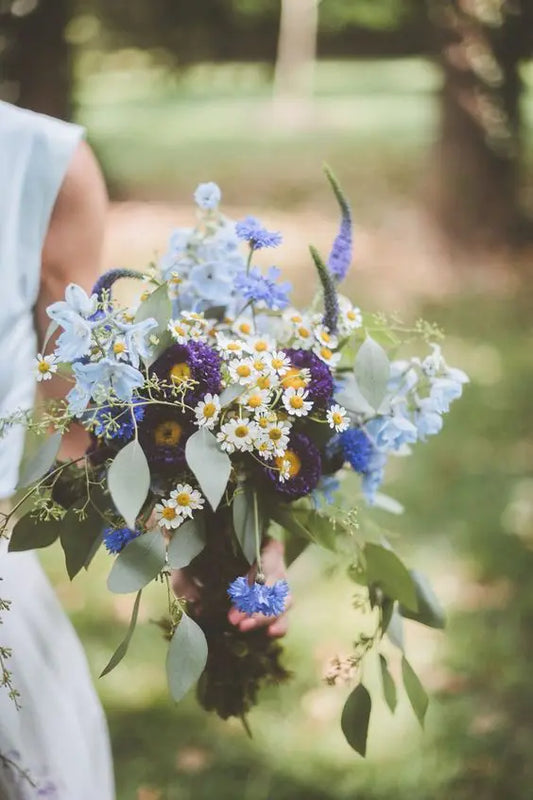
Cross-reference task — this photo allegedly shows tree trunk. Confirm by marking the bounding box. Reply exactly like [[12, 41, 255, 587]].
[[429, 1, 531, 248], [7, 0, 72, 119], [273, 0, 318, 127]]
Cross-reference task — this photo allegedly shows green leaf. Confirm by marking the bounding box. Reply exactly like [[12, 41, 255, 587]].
[[232, 485, 261, 564], [402, 656, 429, 728], [379, 654, 397, 713], [400, 570, 446, 629], [341, 683, 372, 756], [166, 612, 208, 702], [219, 384, 246, 407], [135, 282, 171, 341], [185, 427, 231, 511], [335, 374, 374, 416], [354, 336, 390, 411], [100, 590, 142, 677], [301, 509, 338, 551], [372, 493, 404, 515], [43, 319, 59, 350], [107, 440, 150, 529], [60, 493, 106, 579], [167, 516, 206, 569], [107, 531, 166, 594], [16, 431, 62, 489], [364, 543, 418, 612], [8, 514, 63, 552]]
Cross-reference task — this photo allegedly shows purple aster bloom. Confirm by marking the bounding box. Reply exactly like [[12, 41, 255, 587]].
[[283, 348, 334, 408], [227, 576, 289, 617], [137, 406, 190, 473], [340, 428, 373, 473], [235, 216, 283, 250], [234, 266, 291, 310], [150, 341, 222, 404], [263, 432, 322, 500], [103, 526, 141, 554]]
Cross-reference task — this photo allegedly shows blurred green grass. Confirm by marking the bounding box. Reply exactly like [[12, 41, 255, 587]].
[[35, 58, 533, 798]]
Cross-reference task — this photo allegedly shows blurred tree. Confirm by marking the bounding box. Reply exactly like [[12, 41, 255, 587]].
[[273, 0, 318, 126], [0, 0, 72, 119], [428, 0, 533, 248]]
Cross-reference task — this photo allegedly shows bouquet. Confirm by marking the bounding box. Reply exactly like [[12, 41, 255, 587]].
[[0, 171, 467, 754]]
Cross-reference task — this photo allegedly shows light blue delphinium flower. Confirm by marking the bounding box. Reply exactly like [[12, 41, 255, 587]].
[[235, 216, 282, 250], [194, 182, 222, 210], [66, 382, 92, 416], [361, 449, 388, 505], [115, 317, 158, 368], [47, 284, 99, 361], [429, 377, 465, 414], [70, 359, 144, 410], [366, 412, 418, 452], [234, 266, 291, 310], [413, 397, 443, 441], [48, 283, 98, 318], [189, 261, 235, 306]]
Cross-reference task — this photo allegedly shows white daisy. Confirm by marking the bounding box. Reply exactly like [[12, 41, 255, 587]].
[[268, 350, 291, 376], [216, 334, 249, 359], [257, 417, 292, 455], [292, 322, 314, 347], [255, 438, 275, 460], [283, 308, 304, 326], [168, 319, 190, 344], [249, 353, 272, 375], [326, 404, 349, 432], [313, 323, 339, 350], [217, 417, 257, 452], [240, 387, 271, 414], [228, 357, 257, 386], [280, 366, 311, 391], [169, 484, 205, 519], [155, 497, 182, 530], [194, 393, 221, 429], [282, 387, 313, 417], [248, 335, 274, 355], [313, 344, 342, 368], [111, 336, 129, 361], [232, 317, 254, 338], [34, 353, 58, 382], [181, 311, 209, 329], [338, 297, 363, 334]]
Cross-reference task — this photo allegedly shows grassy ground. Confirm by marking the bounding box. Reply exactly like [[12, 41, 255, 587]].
[[35, 58, 533, 798]]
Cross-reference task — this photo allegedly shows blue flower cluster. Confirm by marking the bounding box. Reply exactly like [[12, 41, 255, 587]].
[[235, 216, 282, 250], [227, 576, 290, 617], [103, 526, 141, 554], [91, 401, 145, 441], [234, 266, 291, 310]]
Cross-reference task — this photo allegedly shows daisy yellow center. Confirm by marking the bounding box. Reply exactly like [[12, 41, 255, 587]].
[[347, 310, 356, 320], [154, 421, 183, 446], [332, 412, 343, 425], [281, 368, 306, 390], [291, 315, 302, 323], [258, 417, 270, 429], [298, 326, 310, 338], [290, 395, 304, 409], [271, 357, 284, 369], [321, 331, 331, 343], [253, 359, 266, 371], [254, 341, 268, 352], [176, 492, 191, 507], [37, 360, 51, 374], [247, 394, 263, 409], [235, 424, 249, 438], [236, 364, 252, 378], [173, 325, 186, 337], [320, 347, 332, 360], [202, 402, 217, 419], [257, 375, 271, 390], [227, 343, 240, 352], [276, 450, 301, 478], [238, 322, 252, 334], [269, 427, 283, 441], [162, 506, 178, 520], [113, 342, 127, 354], [170, 362, 191, 383]]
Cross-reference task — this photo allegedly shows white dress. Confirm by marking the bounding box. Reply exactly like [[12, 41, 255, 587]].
[[0, 102, 115, 799]]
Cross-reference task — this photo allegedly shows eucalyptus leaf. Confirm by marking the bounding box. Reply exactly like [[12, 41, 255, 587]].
[[43, 319, 59, 350], [219, 384, 246, 407], [341, 683, 372, 756], [167, 516, 206, 569], [354, 336, 390, 411], [16, 431, 62, 489], [100, 590, 142, 677], [402, 656, 429, 727], [107, 440, 150, 529], [372, 493, 404, 515], [185, 427, 231, 511], [232, 485, 260, 564], [335, 374, 374, 416], [134, 282, 171, 336], [379, 654, 397, 713], [364, 543, 418, 612], [107, 531, 166, 594], [8, 514, 63, 552], [400, 570, 446, 629], [166, 612, 208, 702], [60, 492, 107, 579]]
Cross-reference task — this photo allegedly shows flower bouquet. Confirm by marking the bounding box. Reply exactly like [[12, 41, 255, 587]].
[[0, 171, 467, 753]]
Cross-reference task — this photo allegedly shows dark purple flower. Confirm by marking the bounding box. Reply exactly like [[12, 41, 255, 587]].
[[150, 341, 222, 404], [282, 348, 334, 408], [138, 406, 190, 474], [263, 432, 322, 500]]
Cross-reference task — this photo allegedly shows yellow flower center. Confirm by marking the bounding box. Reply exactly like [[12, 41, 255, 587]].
[[290, 395, 304, 409], [173, 325, 186, 337], [37, 360, 51, 374], [227, 342, 240, 352], [238, 322, 252, 335], [176, 492, 191, 507], [154, 421, 183, 447], [332, 412, 343, 425], [269, 427, 283, 441], [276, 450, 301, 478], [254, 340, 268, 352], [271, 357, 284, 370], [347, 310, 356, 320], [258, 416, 270, 429], [236, 364, 252, 378], [235, 424, 249, 438], [170, 362, 191, 383], [257, 375, 271, 390], [281, 368, 306, 390], [247, 394, 263, 409], [290, 314, 302, 324], [162, 506, 177, 520], [321, 331, 331, 343], [320, 347, 333, 360], [297, 326, 310, 338], [113, 342, 127, 354], [202, 402, 217, 419]]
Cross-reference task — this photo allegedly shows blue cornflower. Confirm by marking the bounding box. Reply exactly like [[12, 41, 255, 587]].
[[340, 428, 373, 473], [234, 266, 291, 310], [227, 577, 290, 617], [194, 182, 221, 210], [103, 526, 141, 554], [235, 216, 282, 250], [92, 402, 145, 441]]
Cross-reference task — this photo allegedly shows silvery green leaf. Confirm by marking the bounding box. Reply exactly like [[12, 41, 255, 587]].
[[341, 683, 372, 757], [167, 516, 206, 569], [400, 570, 446, 629], [9, 514, 63, 552], [232, 484, 259, 564], [60, 489, 107, 579], [219, 384, 246, 407], [107, 440, 150, 529], [402, 656, 429, 727], [354, 336, 390, 411], [335, 374, 374, 416], [107, 531, 166, 594], [134, 282, 171, 337], [166, 613, 208, 702], [379, 654, 397, 713], [372, 493, 404, 515], [364, 543, 418, 611], [17, 430, 62, 489], [185, 427, 231, 511], [43, 319, 59, 350], [100, 590, 142, 677]]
